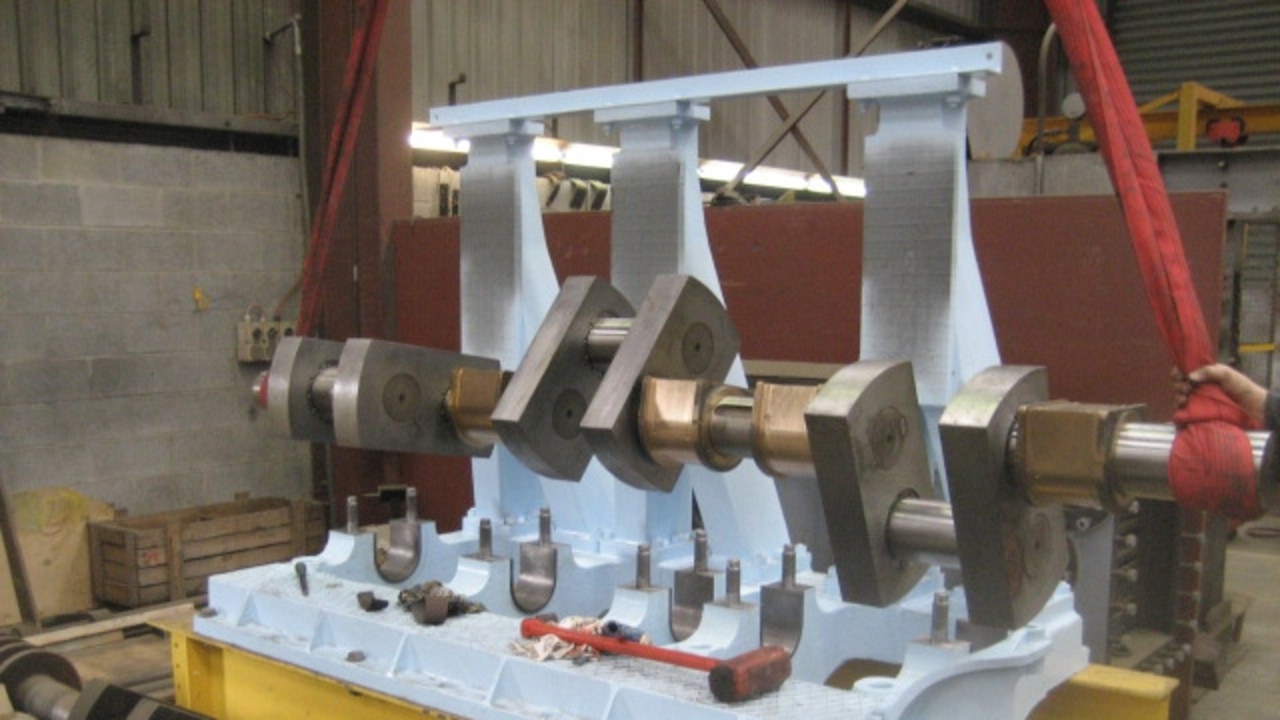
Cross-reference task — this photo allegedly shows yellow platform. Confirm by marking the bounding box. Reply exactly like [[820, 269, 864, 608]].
[[158, 615, 1176, 720]]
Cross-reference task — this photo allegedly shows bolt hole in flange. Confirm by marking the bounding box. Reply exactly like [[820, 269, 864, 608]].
[[868, 406, 908, 469], [381, 373, 423, 423], [681, 322, 714, 374], [1023, 511, 1052, 580], [552, 389, 587, 440]]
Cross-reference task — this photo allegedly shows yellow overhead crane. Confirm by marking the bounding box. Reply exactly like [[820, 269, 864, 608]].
[[1021, 82, 1280, 154]]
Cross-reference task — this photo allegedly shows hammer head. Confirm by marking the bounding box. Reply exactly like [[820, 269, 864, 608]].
[[708, 645, 792, 703]]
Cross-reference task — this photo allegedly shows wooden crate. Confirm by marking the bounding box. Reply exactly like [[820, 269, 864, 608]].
[[89, 497, 327, 608]]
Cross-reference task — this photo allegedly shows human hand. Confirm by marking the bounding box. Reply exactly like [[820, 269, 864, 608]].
[[1172, 366, 1194, 408], [1178, 363, 1267, 425]]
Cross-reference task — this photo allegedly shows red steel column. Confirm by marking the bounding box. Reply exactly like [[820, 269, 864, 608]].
[[303, 0, 412, 524]]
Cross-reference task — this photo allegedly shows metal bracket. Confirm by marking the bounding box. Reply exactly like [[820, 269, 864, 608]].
[[511, 509, 558, 614], [376, 518, 421, 584], [669, 530, 718, 642], [761, 546, 808, 655]]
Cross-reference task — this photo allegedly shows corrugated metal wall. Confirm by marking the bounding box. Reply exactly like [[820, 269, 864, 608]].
[[914, 0, 983, 24], [1112, 0, 1280, 104], [0, 0, 299, 118], [411, 0, 946, 175], [411, 0, 631, 145]]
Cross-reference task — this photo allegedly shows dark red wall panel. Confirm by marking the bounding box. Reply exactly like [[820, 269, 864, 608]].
[[390, 193, 1227, 529], [974, 194, 1226, 421]]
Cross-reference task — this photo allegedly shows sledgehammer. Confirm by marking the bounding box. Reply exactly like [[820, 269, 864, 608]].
[[519, 617, 791, 703]]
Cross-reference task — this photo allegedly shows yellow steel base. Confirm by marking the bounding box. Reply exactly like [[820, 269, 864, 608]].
[[158, 615, 458, 719], [158, 615, 1174, 720], [1030, 664, 1177, 720]]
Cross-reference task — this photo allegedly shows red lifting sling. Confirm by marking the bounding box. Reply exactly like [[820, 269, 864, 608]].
[[1045, 0, 1263, 519]]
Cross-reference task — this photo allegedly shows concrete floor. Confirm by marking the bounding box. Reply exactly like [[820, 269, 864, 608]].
[[1189, 518, 1280, 719]]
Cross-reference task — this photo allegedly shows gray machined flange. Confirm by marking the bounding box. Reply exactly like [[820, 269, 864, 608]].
[[803, 360, 934, 607], [331, 339, 498, 455], [491, 276, 635, 479], [581, 275, 741, 493], [940, 364, 1069, 630], [265, 336, 343, 443]]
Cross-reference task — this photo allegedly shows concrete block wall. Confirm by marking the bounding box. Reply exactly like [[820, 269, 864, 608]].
[[0, 132, 311, 516]]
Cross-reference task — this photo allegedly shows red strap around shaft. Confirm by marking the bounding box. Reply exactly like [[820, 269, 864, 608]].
[[1043, 0, 1262, 519]]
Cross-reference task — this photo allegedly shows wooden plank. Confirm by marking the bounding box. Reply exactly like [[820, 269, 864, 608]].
[[102, 544, 155, 567], [182, 524, 293, 561], [101, 497, 284, 532], [200, 0, 233, 114], [289, 499, 306, 555], [96, 0, 133, 103], [137, 583, 170, 605], [99, 544, 128, 565], [92, 522, 164, 549], [183, 542, 294, 579], [232, 0, 264, 114], [89, 524, 129, 547], [123, 531, 140, 606], [88, 524, 105, 607], [16, 0, 62, 96], [137, 545, 166, 567], [165, 0, 201, 110], [104, 560, 166, 588], [181, 505, 290, 542], [184, 576, 205, 595], [100, 543, 166, 568], [165, 521, 184, 602], [27, 601, 196, 647], [98, 580, 130, 606], [0, 0, 22, 90], [130, 0, 169, 106], [89, 497, 321, 607], [261, 0, 296, 117], [131, 527, 164, 550]]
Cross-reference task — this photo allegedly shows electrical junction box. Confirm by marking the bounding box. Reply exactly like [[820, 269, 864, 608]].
[[237, 320, 296, 363]]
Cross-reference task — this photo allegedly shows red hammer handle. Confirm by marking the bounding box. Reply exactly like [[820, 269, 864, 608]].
[[519, 617, 715, 671], [519, 618, 792, 703]]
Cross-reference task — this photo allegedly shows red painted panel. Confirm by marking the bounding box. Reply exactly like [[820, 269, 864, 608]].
[[389, 193, 1227, 528], [389, 220, 468, 531], [545, 213, 611, 283], [706, 203, 862, 364]]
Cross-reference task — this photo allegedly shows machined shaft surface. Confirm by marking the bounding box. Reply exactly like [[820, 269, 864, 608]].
[[885, 497, 960, 569], [585, 318, 634, 365], [1011, 418, 1276, 507], [16, 675, 77, 720], [1111, 422, 1273, 502], [706, 394, 754, 459], [309, 365, 339, 416]]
